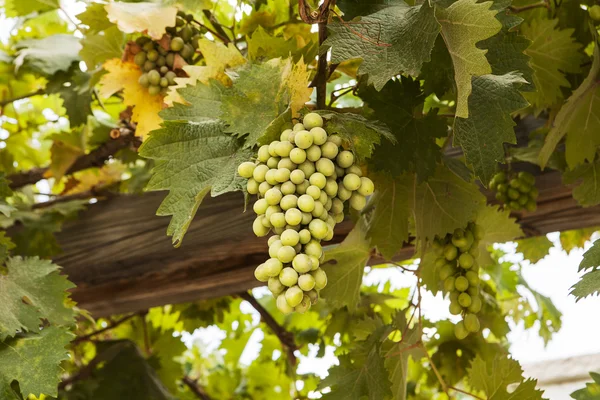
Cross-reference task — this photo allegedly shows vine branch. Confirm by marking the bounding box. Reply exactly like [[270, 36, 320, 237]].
[[201, 10, 231, 44], [0, 89, 45, 107], [508, 1, 549, 12], [239, 291, 298, 366], [183, 376, 212, 400], [71, 313, 138, 344]]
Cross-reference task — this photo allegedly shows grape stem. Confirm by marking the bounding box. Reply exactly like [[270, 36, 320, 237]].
[[183, 375, 213, 400], [200, 10, 232, 44], [238, 291, 299, 367], [71, 312, 140, 344], [192, 16, 230, 44], [508, 1, 549, 12]]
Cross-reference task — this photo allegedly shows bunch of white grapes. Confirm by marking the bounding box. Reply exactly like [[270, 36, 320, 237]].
[[432, 222, 484, 339], [237, 113, 374, 314]]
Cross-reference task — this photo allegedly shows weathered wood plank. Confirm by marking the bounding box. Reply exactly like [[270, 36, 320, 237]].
[[51, 167, 600, 317]]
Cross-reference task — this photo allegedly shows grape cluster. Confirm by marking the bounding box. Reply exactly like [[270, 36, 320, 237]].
[[432, 223, 484, 339], [133, 11, 200, 96], [237, 113, 374, 314], [489, 171, 537, 212]]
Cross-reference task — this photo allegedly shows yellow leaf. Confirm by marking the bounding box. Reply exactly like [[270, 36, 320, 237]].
[[64, 162, 126, 195], [45, 141, 84, 182], [104, 2, 177, 40], [99, 58, 164, 138], [164, 40, 246, 105], [281, 57, 312, 117]]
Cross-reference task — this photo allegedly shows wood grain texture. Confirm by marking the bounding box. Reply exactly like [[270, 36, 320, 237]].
[[52, 166, 600, 317]]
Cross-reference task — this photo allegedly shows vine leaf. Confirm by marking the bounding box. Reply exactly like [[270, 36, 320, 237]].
[[0, 256, 75, 341], [365, 173, 412, 260], [104, 2, 178, 40], [79, 26, 125, 70], [571, 238, 600, 300], [521, 19, 582, 111], [475, 204, 523, 265], [516, 236, 553, 264], [46, 129, 85, 182], [412, 165, 486, 244], [571, 372, 600, 400], [14, 35, 82, 76], [322, 223, 371, 311], [4, 0, 58, 17], [0, 326, 73, 400], [563, 161, 600, 207], [139, 120, 252, 247], [434, 0, 501, 118], [76, 3, 113, 33], [559, 228, 597, 255], [453, 72, 529, 184], [0, 232, 15, 264], [161, 79, 227, 122], [99, 59, 164, 138], [468, 354, 545, 400], [315, 111, 394, 161], [325, 1, 440, 90], [47, 68, 94, 128], [539, 30, 597, 169]]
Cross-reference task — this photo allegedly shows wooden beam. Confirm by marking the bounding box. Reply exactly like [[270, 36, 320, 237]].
[[50, 168, 600, 317]]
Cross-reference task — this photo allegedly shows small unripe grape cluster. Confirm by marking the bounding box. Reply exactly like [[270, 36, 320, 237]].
[[237, 113, 374, 314], [133, 11, 200, 96], [489, 171, 538, 212], [432, 222, 484, 339]]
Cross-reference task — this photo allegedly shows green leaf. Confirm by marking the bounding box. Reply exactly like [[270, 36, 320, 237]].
[[0, 256, 75, 340], [47, 68, 93, 127], [247, 26, 317, 63], [538, 29, 596, 169], [220, 62, 290, 147], [563, 161, 600, 207], [434, 0, 501, 118], [365, 173, 412, 260], [518, 272, 562, 345], [468, 354, 545, 400], [419, 35, 454, 97], [571, 270, 600, 300], [571, 372, 600, 400], [476, 204, 524, 246], [412, 165, 486, 244], [516, 236, 553, 264], [76, 3, 114, 33], [0, 326, 72, 399], [336, 0, 404, 19], [14, 35, 82, 76], [579, 239, 600, 272], [454, 72, 529, 184], [560, 228, 597, 254], [0, 231, 15, 264], [322, 223, 371, 311], [80, 26, 125, 70], [325, 1, 439, 90], [359, 77, 447, 179], [149, 331, 186, 393], [161, 79, 226, 123], [315, 111, 395, 161], [139, 120, 251, 246], [522, 19, 582, 111], [4, 0, 59, 17]]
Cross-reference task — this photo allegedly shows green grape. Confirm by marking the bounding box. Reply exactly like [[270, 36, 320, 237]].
[[324, 198, 333, 211], [305, 240, 323, 258], [276, 141, 294, 157], [238, 161, 256, 178], [138, 73, 150, 87], [306, 290, 319, 305], [143, 41, 154, 51], [303, 112, 323, 129], [308, 255, 320, 270], [180, 25, 193, 41], [455, 276, 469, 292], [147, 49, 159, 62], [181, 44, 194, 59], [331, 198, 344, 214], [458, 292, 472, 308], [261, 215, 272, 228], [298, 274, 316, 291], [247, 179, 259, 194], [306, 185, 321, 200], [328, 134, 343, 146], [257, 182, 271, 196], [310, 172, 327, 189], [176, 16, 185, 26], [309, 219, 328, 240], [346, 165, 362, 176], [268, 235, 280, 246], [336, 151, 354, 168], [432, 240, 444, 256], [295, 295, 312, 313], [279, 129, 292, 142], [306, 145, 321, 162], [157, 56, 166, 68], [298, 194, 315, 212], [508, 200, 520, 210], [278, 157, 296, 170], [321, 142, 339, 159], [257, 145, 270, 162], [444, 244, 458, 261], [343, 174, 361, 191], [281, 229, 300, 246], [507, 188, 520, 200], [454, 321, 469, 340], [464, 313, 480, 333], [165, 52, 175, 67], [280, 195, 297, 211], [299, 229, 311, 244], [443, 276, 456, 292], [254, 263, 270, 282], [525, 199, 536, 212], [268, 141, 280, 157], [301, 212, 313, 225], [530, 187, 539, 198], [315, 158, 334, 177], [517, 195, 528, 206], [324, 179, 338, 198], [279, 267, 299, 286], [311, 201, 324, 218], [136, 36, 151, 46], [252, 164, 269, 182], [253, 198, 268, 215], [357, 177, 374, 196], [191, 34, 201, 49], [292, 254, 312, 273], [277, 246, 296, 263], [295, 130, 313, 149], [337, 185, 351, 201], [465, 270, 479, 286], [449, 301, 462, 315], [497, 183, 508, 193], [298, 161, 316, 178], [276, 294, 293, 314], [289, 169, 305, 185], [449, 291, 459, 303], [458, 253, 474, 269], [293, 122, 305, 131], [134, 51, 147, 66], [285, 208, 303, 226], [264, 258, 283, 276], [311, 268, 328, 290], [509, 178, 520, 189], [451, 229, 467, 248], [439, 263, 455, 280], [281, 181, 296, 195], [311, 127, 328, 145], [264, 169, 277, 185], [270, 212, 286, 228], [290, 148, 306, 164], [267, 157, 280, 169], [265, 188, 283, 205], [148, 85, 161, 96], [468, 296, 482, 313], [467, 286, 479, 297], [268, 277, 285, 295], [275, 168, 290, 183], [349, 193, 366, 211]]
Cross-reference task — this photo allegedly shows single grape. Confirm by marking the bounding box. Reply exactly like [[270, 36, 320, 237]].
[[306, 290, 319, 305], [343, 174, 361, 191], [281, 181, 296, 195], [321, 142, 339, 159], [278, 158, 296, 171], [311, 201, 324, 218], [258, 145, 270, 162], [253, 217, 270, 237], [301, 212, 313, 225], [439, 263, 455, 280], [279, 267, 299, 286], [449, 301, 462, 315], [443, 277, 456, 292], [444, 244, 458, 261], [238, 161, 256, 178], [268, 277, 285, 295], [458, 292, 472, 308], [295, 130, 314, 149], [299, 229, 312, 244], [268, 235, 280, 246], [458, 253, 474, 269], [265, 188, 283, 205], [290, 148, 307, 164], [264, 258, 283, 277], [275, 168, 291, 183], [165, 53, 175, 67], [357, 177, 374, 196], [280, 195, 298, 211], [280, 129, 293, 142], [308, 255, 320, 270], [336, 151, 354, 168], [337, 185, 352, 201], [134, 51, 147, 66], [304, 240, 323, 258], [285, 208, 303, 226], [455, 276, 469, 292], [268, 141, 280, 157], [276, 141, 294, 158], [467, 286, 479, 297], [270, 212, 286, 228], [306, 185, 321, 200], [316, 158, 335, 177], [281, 229, 300, 246], [147, 49, 159, 61], [289, 169, 305, 185], [465, 270, 479, 286], [277, 294, 294, 314], [298, 274, 316, 291], [464, 313, 480, 333], [349, 193, 366, 211], [293, 123, 305, 131], [310, 172, 327, 189], [298, 195, 316, 212], [468, 296, 482, 313], [311, 268, 328, 290], [252, 164, 269, 182], [303, 112, 324, 129], [277, 245, 296, 263], [247, 179, 259, 194], [267, 157, 280, 169], [309, 219, 328, 240], [253, 198, 268, 215], [296, 180, 309, 195], [328, 134, 342, 146], [311, 127, 328, 145], [346, 165, 362, 177], [298, 161, 316, 178], [254, 263, 270, 282], [258, 182, 271, 196], [295, 295, 312, 313], [138, 73, 150, 87], [264, 169, 277, 185], [454, 321, 469, 340], [306, 145, 322, 162], [181, 44, 194, 59], [292, 254, 313, 273]]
